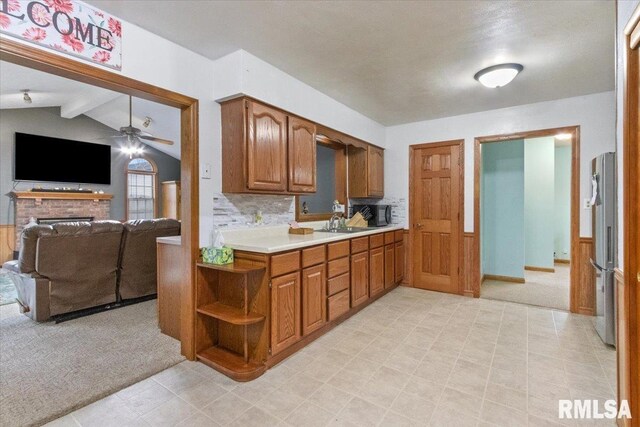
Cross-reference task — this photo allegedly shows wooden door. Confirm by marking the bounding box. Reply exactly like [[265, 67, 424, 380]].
[[246, 101, 288, 192], [395, 241, 404, 283], [350, 251, 369, 307], [367, 146, 384, 197], [618, 7, 640, 425], [410, 143, 462, 294], [370, 247, 384, 296], [301, 264, 326, 336], [288, 116, 316, 193], [270, 272, 301, 355], [384, 244, 395, 288]]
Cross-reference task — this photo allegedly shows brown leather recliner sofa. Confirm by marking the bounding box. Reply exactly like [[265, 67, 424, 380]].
[[2, 218, 180, 321]]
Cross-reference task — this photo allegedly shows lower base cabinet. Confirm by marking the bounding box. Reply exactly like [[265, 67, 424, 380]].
[[271, 272, 301, 355], [370, 247, 385, 296], [385, 244, 395, 288], [351, 251, 369, 307], [328, 289, 350, 320], [395, 241, 404, 283], [302, 264, 326, 336]]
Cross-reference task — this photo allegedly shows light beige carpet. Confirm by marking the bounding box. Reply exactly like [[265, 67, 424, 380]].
[[481, 264, 570, 311], [0, 300, 184, 427]]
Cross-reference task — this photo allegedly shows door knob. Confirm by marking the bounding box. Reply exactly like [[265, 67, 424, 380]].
[[415, 223, 423, 229]]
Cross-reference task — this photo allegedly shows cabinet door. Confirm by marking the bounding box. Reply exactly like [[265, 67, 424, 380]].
[[247, 101, 288, 192], [302, 264, 326, 336], [384, 244, 395, 289], [367, 146, 384, 197], [370, 247, 384, 297], [395, 241, 404, 283], [288, 116, 316, 193], [351, 251, 369, 307], [271, 272, 301, 355]]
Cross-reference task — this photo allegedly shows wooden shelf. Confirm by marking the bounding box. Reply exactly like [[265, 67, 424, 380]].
[[197, 346, 265, 382], [197, 302, 265, 325], [197, 262, 265, 274], [10, 191, 113, 201]]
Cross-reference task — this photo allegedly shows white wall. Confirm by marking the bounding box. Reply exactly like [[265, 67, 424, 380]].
[[616, 0, 640, 269], [212, 50, 386, 147], [385, 91, 616, 236]]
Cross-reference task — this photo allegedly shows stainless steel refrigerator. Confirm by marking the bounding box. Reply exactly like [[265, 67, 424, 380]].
[[591, 152, 616, 346]]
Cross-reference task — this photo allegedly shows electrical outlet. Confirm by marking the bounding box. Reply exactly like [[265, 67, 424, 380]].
[[201, 163, 211, 179], [584, 198, 591, 209]]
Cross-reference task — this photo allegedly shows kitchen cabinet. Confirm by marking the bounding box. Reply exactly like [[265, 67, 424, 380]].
[[348, 145, 385, 199], [302, 264, 326, 335], [395, 241, 405, 283], [221, 97, 316, 194], [288, 116, 317, 193], [161, 181, 181, 220], [370, 246, 385, 297], [271, 272, 301, 355], [351, 251, 369, 307], [384, 244, 395, 289]]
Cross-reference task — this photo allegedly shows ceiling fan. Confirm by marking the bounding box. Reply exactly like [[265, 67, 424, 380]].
[[111, 95, 174, 156]]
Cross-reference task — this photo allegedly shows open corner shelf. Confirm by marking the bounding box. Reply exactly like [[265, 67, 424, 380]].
[[197, 302, 265, 325], [196, 262, 265, 275], [197, 346, 265, 381]]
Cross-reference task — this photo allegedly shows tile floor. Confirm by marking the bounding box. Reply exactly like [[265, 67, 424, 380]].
[[45, 286, 617, 427], [481, 264, 571, 311]]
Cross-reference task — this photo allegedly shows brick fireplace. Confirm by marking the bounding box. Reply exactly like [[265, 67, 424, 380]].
[[10, 191, 113, 248]]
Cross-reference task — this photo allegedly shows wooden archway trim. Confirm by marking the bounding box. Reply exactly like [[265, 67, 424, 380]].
[[473, 126, 584, 313], [0, 37, 200, 359]]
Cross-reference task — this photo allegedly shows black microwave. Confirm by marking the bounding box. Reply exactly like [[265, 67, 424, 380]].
[[352, 204, 392, 227]]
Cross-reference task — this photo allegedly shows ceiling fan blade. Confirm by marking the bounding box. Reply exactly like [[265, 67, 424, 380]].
[[139, 135, 174, 145]]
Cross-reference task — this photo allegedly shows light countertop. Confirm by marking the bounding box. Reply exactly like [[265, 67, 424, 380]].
[[218, 223, 404, 254], [156, 235, 181, 246]]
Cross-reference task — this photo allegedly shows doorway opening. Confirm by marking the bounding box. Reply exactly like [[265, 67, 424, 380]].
[[479, 135, 572, 310]]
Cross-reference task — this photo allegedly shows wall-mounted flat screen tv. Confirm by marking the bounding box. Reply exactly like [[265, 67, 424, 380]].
[[14, 132, 111, 185]]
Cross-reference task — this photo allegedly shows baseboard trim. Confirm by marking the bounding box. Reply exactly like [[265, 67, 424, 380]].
[[482, 274, 525, 283], [525, 265, 555, 273], [554, 259, 570, 264]]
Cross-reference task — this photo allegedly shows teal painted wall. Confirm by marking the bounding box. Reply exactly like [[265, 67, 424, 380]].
[[554, 145, 572, 261], [481, 139, 525, 278], [524, 137, 555, 269]]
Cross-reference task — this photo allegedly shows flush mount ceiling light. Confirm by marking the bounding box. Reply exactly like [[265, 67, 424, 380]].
[[21, 89, 32, 104], [555, 133, 572, 140], [474, 63, 524, 88]]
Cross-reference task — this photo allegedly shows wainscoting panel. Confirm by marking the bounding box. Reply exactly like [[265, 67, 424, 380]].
[[0, 225, 16, 264], [573, 237, 595, 315], [462, 233, 477, 297]]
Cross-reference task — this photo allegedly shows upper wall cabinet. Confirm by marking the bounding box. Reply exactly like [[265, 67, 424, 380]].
[[348, 145, 384, 198], [221, 97, 316, 194]]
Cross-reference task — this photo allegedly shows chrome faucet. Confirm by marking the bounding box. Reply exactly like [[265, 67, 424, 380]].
[[329, 201, 342, 230]]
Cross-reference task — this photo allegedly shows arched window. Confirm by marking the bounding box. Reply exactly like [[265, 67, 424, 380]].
[[126, 158, 157, 220]]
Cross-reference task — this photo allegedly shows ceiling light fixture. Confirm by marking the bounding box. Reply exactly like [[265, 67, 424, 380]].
[[555, 133, 572, 140], [21, 89, 32, 104], [474, 63, 523, 88], [121, 145, 144, 159]]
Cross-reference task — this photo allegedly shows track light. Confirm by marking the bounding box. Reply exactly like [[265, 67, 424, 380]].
[[142, 116, 152, 128], [22, 89, 32, 104]]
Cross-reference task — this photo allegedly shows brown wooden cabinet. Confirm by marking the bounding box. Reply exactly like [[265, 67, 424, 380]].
[[288, 116, 316, 193], [395, 241, 404, 283], [221, 97, 316, 195], [351, 251, 369, 307], [384, 244, 395, 289], [271, 272, 301, 355], [301, 264, 326, 336], [161, 181, 181, 220], [370, 246, 385, 297], [348, 145, 385, 199]]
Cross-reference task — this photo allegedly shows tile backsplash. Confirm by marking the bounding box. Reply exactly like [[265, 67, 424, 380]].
[[212, 193, 407, 230]]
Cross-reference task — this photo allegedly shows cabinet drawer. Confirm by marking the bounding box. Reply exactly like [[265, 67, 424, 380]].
[[328, 256, 350, 278], [327, 289, 350, 321], [302, 245, 326, 268], [327, 240, 350, 260], [351, 236, 369, 254], [327, 272, 350, 296], [384, 232, 395, 245], [394, 230, 403, 242], [271, 251, 300, 277], [369, 233, 384, 248]]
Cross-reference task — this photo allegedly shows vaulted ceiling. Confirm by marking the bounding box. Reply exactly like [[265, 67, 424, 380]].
[[91, 0, 615, 125]]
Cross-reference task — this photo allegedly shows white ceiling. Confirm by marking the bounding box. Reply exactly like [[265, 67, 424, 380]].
[[0, 61, 181, 158], [90, 0, 615, 126]]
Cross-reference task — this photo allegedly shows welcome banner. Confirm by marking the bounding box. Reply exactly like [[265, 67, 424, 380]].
[[0, 0, 122, 70]]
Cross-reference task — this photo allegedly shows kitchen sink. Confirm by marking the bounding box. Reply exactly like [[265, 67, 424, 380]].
[[314, 227, 373, 234]]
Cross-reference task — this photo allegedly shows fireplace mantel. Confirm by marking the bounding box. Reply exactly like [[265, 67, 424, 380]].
[[10, 191, 113, 202]]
